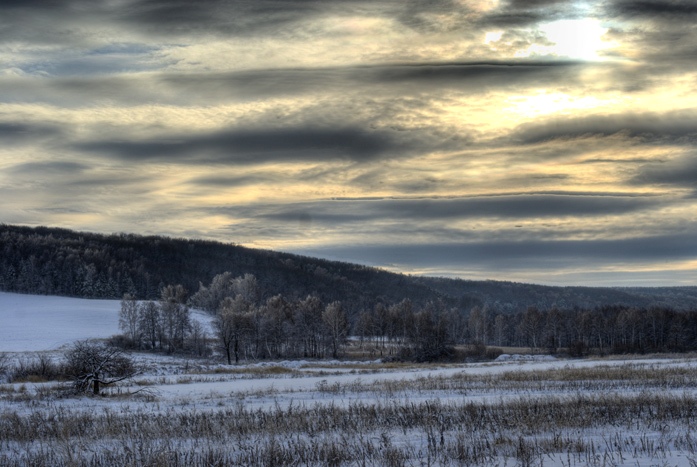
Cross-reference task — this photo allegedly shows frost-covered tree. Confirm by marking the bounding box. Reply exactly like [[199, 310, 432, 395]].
[[64, 340, 137, 395], [215, 295, 253, 364], [323, 301, 348, 359], [118, 293, 140, 345], [159, 285, 190, 352], [138, 301, 160, 349]]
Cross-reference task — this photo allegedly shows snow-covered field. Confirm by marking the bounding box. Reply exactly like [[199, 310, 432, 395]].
[[2, 293, 697, 466], [0, 292, 213, 352]]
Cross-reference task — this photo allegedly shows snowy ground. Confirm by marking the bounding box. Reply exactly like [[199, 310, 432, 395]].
[[2, 293, 697, 466], [0, 292, 213, 352]]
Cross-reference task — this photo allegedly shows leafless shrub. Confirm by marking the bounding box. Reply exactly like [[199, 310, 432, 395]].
[[64, 340, 138, 395], [0, 353, 9, 382], [6, 353, 67, 383]]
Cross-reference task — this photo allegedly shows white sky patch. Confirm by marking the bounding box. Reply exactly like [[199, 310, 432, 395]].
[[505, 91, 613, 118], [484, 30, 503, 44], [523, 18, 611, 60]]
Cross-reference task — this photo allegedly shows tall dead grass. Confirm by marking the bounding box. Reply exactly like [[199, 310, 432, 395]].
[[1, 392, 697, 466]]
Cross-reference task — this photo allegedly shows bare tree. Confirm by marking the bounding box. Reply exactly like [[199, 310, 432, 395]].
[[232, 274, 261, 305], [138, 301, 160, 349], [0, 353, 9, 382], [64, 340, 137, 395], [188, 320, 210, 357], [118, 293, 140, 346], [294, 295, 325, 358], [159, 285, 190, 352], [519, 306, 544, 351], [215, 295, 252, 364], [323, 301, 348, 359]]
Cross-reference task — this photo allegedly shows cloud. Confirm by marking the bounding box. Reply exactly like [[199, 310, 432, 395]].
[[0, 60, 584, 107], [611, 0, 697, 19], [186, 174, 274, 188], [510, 111, 697, 145], [632, 155, 697, 188], [157, 60, 584, 102], [215, 193, 669, 226], [75, 126, 403, 164], [0, 122, 63, 143], [7, 161, 88, 175], [294, 232, 697, 270], [117, 0, 352, 37], [479, 0, 577, 27]]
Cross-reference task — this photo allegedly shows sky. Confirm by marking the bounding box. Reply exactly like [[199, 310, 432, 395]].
[[1, 0, 696, 287]]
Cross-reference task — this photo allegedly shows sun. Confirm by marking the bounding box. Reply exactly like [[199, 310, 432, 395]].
[[527, 18, 610, 61]]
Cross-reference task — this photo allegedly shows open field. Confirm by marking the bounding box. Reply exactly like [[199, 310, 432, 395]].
[[3, 355, 697, 466], [3, 293, 697, 465]]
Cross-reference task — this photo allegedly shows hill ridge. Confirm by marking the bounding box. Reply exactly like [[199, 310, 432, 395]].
[[1, 224, 696, 313]]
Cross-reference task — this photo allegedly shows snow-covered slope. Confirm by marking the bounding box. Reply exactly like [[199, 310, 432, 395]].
[[0, 292, 213, 352]]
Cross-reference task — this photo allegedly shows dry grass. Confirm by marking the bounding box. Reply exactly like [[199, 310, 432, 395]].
[[209, 365, 297, 376], [1, 392, 697, 466], [3, 358, 697, 465]]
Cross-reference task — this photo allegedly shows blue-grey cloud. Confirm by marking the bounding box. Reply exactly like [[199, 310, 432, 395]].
[[611, 0, 697, 19], [157, 60, 584, 102], [212, 193, 669, 225], [510, 111, 697, 145], [294, 232, 697, 270], [75, 126, 402, 164], [8, 161, 88, 175], [0, 122, 63, 143], [0, 60, 584, 106], [632, 155, 697, 188]]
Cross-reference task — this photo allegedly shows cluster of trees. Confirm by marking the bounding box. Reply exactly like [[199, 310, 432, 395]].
[[214, 295, 349, 364], [6, 224, 697, 314], [119, 272, 697, 363], [465, 305, 697, 355], [118, 285, 208, 355], [118, 273, 456, 362], [117, 274, 354, 362], [354, 303, 697, 357], [0, 224, 445, 312]]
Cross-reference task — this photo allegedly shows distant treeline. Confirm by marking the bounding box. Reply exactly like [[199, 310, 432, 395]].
[[0, 224, 445, 315], [456, 304, 697, 356], [2, 224, 697, 318], [124, 273, 697, 362]]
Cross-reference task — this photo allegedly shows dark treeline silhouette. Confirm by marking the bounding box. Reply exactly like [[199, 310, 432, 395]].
[[459, 304, 697, 356], [0, 224, 444, 315], [2, 224, 697, 319], [122, 273, 697, 363]]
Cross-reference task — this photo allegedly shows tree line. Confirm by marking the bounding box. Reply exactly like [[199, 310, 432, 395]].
[[465, 304, 697, 355], [5, 224, 697, 314], [117, 278, 352, 363], [119, 272, 697, 363], [0, 224, 448, 314]]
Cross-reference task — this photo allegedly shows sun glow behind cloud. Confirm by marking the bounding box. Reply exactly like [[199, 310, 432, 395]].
[[524, 18, 612, 60], [1, 0, 696, 286]]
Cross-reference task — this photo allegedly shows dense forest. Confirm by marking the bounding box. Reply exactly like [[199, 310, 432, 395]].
[[2, 224, 697, 319], [3, 224, 697, 360], [117, 273, 697, 362]]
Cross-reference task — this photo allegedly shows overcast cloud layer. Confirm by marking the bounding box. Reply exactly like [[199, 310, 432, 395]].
[[2, 0, 696, 286]]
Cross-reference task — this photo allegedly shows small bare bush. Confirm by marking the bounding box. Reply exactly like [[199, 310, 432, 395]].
[[64, 340, 137, 395], [6, 354, 66, 383]]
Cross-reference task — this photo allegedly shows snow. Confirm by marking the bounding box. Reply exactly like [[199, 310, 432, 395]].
[[3, 293, 697, 466], [0, 292, 214, 352], [495, 353, 557, 362]]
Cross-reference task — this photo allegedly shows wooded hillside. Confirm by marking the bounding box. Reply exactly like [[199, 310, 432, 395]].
[[2, 224, 696, 314]]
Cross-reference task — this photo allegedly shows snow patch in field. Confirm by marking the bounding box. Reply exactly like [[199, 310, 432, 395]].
[[495, 353, 557, 362], [0, 292, 213, 352]]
